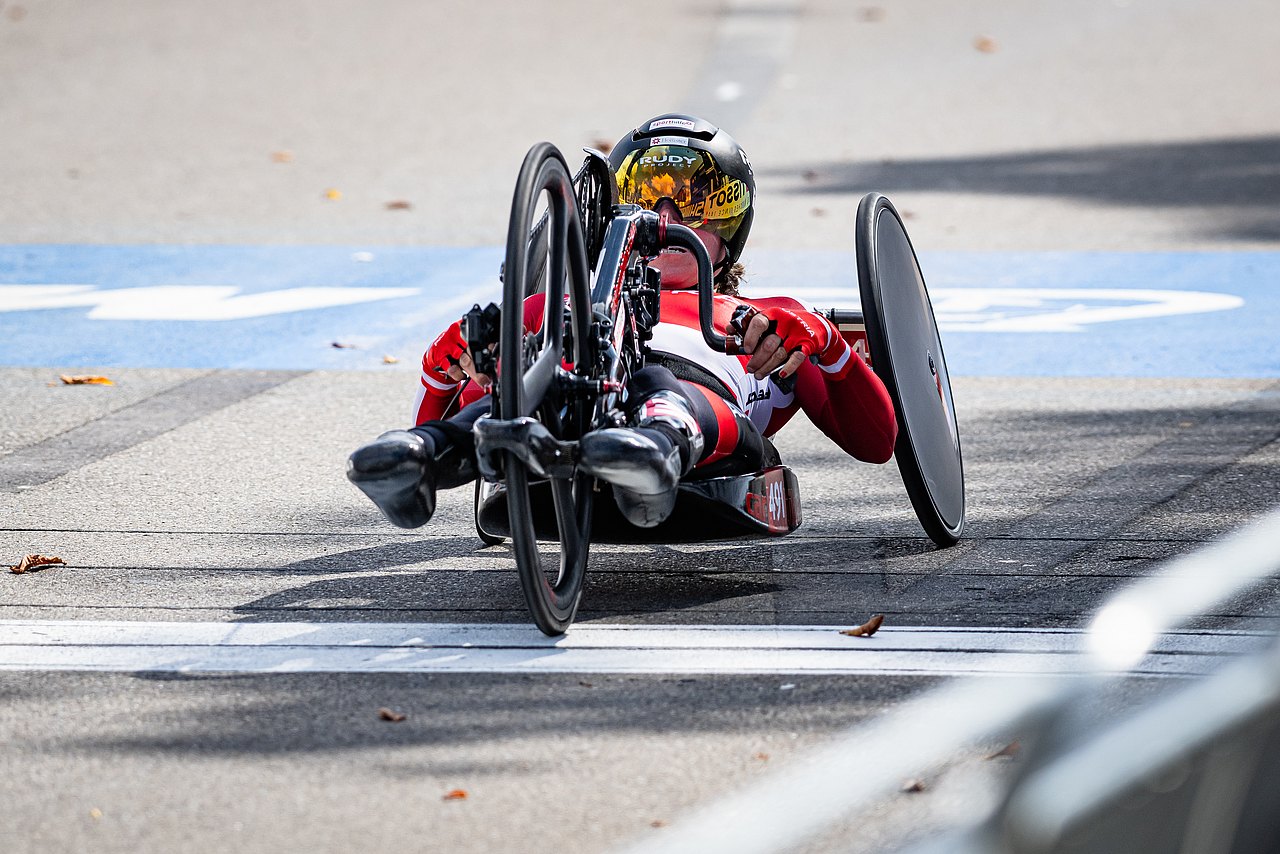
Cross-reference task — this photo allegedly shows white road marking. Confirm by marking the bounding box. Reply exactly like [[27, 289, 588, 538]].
[[682, 0, 800, 129], [0, 621, 1262, 677], [1, 283, 1241, 331], [0, 284, 420, 320], [785, 285, 1244, 332], [715, 81, 743, 102]]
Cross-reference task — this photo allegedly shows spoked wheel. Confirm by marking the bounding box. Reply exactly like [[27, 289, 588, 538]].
[[856, 192, 965, 546], [500, 142, 596, 635]]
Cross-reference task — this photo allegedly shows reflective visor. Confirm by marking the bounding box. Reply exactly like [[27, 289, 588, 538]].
[[615, 145, 751, 242]]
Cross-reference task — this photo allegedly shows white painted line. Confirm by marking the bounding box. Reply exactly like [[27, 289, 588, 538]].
[[0, 621, 1263, 677], [784, 285, 1244, 333], [715, 81, 743, 102], [0, 284, 421, 320]]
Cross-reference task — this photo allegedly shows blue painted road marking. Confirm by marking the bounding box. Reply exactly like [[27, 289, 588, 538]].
[[751, 250, 1275, 378], [1, 245, 1276, 377], [0, 245, 500, 372]]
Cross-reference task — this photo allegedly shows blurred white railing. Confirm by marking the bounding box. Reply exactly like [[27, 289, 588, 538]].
[[617, 505, 1280, 854]]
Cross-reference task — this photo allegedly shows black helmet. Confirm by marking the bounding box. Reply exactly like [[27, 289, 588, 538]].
[[609, 114, 755, 275]]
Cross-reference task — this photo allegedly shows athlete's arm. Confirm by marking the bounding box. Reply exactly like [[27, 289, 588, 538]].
[[412, 293, 547, 425], [412, 320, 470, 425], [792, 342, 897, 464], [736, 299, 897, 463]]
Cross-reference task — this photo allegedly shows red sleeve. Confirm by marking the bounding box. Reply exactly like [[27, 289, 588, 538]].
[[793, 344, 897, 464], [412, 319, 467, 425], [743, 295, 896, 461], [412, 293, 547, 425]]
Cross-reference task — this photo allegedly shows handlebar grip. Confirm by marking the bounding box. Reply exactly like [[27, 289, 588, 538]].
[[773, 368, 799, 394], [631, 211, 724, 352], [661, 221, 724, 353]]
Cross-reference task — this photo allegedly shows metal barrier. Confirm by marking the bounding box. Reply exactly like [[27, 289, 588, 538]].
[[616, 505, 1280, 854]]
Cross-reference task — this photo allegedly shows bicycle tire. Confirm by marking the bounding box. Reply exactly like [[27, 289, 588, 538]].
[[522, 152, 612, 297], [855, 193, 965, 545], [500, 142, 595, 635]]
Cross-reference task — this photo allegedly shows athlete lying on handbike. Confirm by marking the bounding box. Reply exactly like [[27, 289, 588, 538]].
[[348, 114, 897, 529]]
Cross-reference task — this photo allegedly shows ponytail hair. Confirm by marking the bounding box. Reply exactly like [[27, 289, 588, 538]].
[[716, 262, 746, 296]]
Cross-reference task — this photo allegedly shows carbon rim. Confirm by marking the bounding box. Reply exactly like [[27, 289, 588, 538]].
[[499, 142, 595, 634]]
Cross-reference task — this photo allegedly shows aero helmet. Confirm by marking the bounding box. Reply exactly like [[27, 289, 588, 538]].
[[609, 114, 755, 277]]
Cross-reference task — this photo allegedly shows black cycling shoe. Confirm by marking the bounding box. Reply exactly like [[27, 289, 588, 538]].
[[578, 427, 682, 528], [346, 430, 438, 529]]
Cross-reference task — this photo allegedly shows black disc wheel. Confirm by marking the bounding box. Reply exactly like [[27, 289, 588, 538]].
[[856, 193, 965, 546], [500, 142, 596, 635]]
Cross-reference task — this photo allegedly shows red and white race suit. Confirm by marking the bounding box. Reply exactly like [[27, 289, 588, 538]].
[[412, 289, 897, 467]]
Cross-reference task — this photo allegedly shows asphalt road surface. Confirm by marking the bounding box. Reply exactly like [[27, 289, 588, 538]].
[[3, 2, 1279, 852]]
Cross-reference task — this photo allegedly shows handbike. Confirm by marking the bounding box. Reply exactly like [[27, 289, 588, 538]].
[[471, 143, 964, 636]]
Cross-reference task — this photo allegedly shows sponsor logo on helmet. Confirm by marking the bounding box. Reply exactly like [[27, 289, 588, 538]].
[[701, 179, 751, 220], [638, 154, 698, 167], [649, 118, 696, 131], [649, 136, 690, 146]]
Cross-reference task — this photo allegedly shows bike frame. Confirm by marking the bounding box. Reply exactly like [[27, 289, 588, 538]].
[[587, 205, 721, 424], [475, 205, 721, 489]]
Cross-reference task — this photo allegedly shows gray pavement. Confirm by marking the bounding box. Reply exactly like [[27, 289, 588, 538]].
[[3, 1, 1280, 852], [3, 370, 1277, 853]]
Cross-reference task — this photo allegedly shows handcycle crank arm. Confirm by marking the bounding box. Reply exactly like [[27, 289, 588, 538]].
[[474, 415, 578, 482]]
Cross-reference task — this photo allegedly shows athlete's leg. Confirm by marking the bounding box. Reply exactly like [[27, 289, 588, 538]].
[[347, 397, 490, 529], [351, 367, 729, 531], [577, 366, 704, 527], [682, 383, 768, 476]]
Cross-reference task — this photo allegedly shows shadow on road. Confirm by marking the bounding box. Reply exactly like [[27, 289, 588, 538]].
[[59, 670, 937, 763], [763, 135, 1280, 241], [212, 389, 1280, 629]]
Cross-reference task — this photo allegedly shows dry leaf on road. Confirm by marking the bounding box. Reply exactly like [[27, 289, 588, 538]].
[[271, 150, 295, 163], [9, 554, 66, 574], [840, 614, 884, 637], [901, 778, 926, 793], [378, 707, 406, 722], [985, 739, 1021, 760], [323, 188, 342, 201], [381, 354, 400, 364], [974, 36, 999, 53], [385, 200, 412, 211], [442, 788, 468, 801], [59, 374, 114, 386]]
